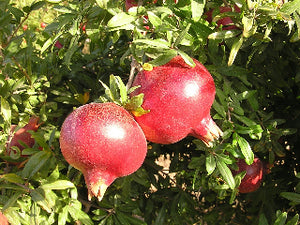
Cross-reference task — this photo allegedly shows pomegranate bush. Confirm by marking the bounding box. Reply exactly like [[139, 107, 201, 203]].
[[0, 0, 299, 224]]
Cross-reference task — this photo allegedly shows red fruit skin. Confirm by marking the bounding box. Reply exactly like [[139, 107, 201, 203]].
[[22, 25, 28, 31], [130, 55, 222, 146], [6, 116, 40, 157], [0, 212, 9, 225], [205, 6, 240, 30], [40, 22, 46, 28], [55, 41, 63, 49], [59, 102, 147, 201], [233, 158, 264, 193]]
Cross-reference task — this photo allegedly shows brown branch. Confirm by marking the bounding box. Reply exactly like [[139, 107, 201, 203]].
[[11, 57, 32, 86]]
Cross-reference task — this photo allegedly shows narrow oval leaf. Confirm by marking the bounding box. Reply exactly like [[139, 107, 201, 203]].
[[206, 154, 216, 175], [177, 50, 195, 67], [228, 35, 243, 66], [274, 212, 287, 225], [236, 135, 254, 165], [41, 180, 75, 190], [133, 39, 170, 49], [216, 159, 235, 189], [280, 192, 300, 204], [107, 13, 135, 28], [1, 97, 11, 123]]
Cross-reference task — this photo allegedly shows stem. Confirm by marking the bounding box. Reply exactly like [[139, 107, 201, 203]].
[[4, 13, 30, 48], [126, 57, 143, 90], [12, 57, 32, 86]]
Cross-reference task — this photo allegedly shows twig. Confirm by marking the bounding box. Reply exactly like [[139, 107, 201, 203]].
[[4, 13, 30, 48], [12, 57, 32, 86], [126, 57, 143, 90]]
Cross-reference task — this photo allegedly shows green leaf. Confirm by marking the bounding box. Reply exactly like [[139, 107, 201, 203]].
[[68, 204, 93, 225], [30, 1, 45, 11], [1, 97, 11, 123], [216, 159, 235, 189], [31, 188, 53, 213], [281, 0, 300, 14], [0, 173, 25, 184], [206, 154, 216, 175], [174, 23, 191, 47], [148, 11, 162, 27], [212, 101, 226, 118], [208, 30, 241, 40], [235, 134, 254, 165], [258, 213, 269, 225], [191, 0, 205, 22], [58, 206, 69, 225], [133, 38, 170, 49], [115, 76, 127, 104], [95, 0, 109, 9], [177, 50, 195, 67], [280, 192, 300, 204], [41, 180, 75, 190], [228, 35, 243, 66], [274, 211, 287, 225], [148, 50, 177, 66], [286, 214, 299, 225], [22, 151, 52, 178], [107, 12, 135, 28]]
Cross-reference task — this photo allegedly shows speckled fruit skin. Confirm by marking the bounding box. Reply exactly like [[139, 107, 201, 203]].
[[0, 211, 9, 225], [233, 158, 264, 193], [59, 102, 147, 201], [6, 116, 40, 157], [130, 55, 222, 146]]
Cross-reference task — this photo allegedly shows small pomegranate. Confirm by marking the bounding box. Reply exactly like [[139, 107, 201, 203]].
[[130, 55, 222, 146], [40, 22, 46, 29], [59, 102, 147, 201], [205, 6, 240, 30], [22, 25, 28, 31], [6, 116, 40, 157], [232, 158, 264, 193], [54, 41, 63, 49], [0, 211, 9, 225]]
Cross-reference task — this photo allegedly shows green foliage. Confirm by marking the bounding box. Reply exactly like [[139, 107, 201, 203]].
[[0, 0, 299, 224]]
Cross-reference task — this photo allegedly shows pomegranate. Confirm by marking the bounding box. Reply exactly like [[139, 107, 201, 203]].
[[59, 102, 147, 201], [232, 158, 264, 193], [130, 55, 222, 146], [0, 211, 9, 225], [54, 41, 63, 49], [40, 22, 46, 29], [205, 6, 240, 30], [6, 116, 40, 157]]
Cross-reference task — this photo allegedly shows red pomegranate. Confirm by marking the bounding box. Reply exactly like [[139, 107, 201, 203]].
[[130, 55, 222, 146], [6, 116, 40, 157], [232, 158, 264, 193], [0, 211, 9, 225], [59, 102, 147, 201], [54, 41, 63, 49], [205, 5, 240, 30]]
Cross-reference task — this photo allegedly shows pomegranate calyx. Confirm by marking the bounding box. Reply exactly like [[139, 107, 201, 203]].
[[192, 116, 223, 147], [87, 178, 109, 202]]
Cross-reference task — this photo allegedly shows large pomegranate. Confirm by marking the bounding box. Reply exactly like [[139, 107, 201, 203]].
[[59, 102, 147, 201], [6, 116, 40, 157], [130, 55, 222, 146], [232, 158, 264, 193]]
